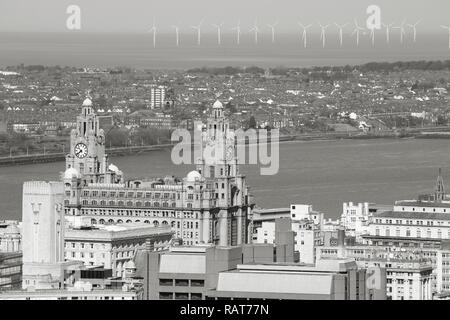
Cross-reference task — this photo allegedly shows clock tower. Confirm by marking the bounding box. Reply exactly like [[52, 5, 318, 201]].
[[65, 97, 108, 183]]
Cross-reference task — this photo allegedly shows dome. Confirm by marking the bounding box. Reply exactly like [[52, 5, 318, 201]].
[[108, 164, 119, 173], [64, 167, 80, 179], [82, 98, 93, 107], [213, 100, 223, 109], [186, 170, 201, 182]]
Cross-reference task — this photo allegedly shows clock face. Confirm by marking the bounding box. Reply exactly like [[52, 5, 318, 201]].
[[74, 143, 88, 159]]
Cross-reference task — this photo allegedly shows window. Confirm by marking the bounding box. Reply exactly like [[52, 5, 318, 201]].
[[175, 279, 189, 286], [190, 279, 204, 287], [159, 279, 173, 286]]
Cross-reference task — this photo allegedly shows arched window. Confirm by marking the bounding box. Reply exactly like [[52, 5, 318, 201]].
[[126, 219, 132, 223], [162, 220, 168, 226], [154, 202, 160, 208], [108, 219, 114, 224], [99, 219, 105, 225], [153, 220, 159, 227], [91, 219, 97, 225], [144, 220, 150, 224], [117, 219, 123, 224]]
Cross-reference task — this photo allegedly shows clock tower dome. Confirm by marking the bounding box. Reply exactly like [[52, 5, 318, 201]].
[[65, 96, 108, 183]]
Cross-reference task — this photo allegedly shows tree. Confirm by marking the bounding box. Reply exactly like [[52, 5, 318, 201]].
[[248, 116, 257, 129]]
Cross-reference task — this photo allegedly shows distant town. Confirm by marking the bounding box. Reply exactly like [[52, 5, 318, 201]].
[[1, 61, 450, 160]]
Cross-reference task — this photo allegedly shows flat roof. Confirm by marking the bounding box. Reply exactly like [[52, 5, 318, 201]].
[[374, 210, 450, 221], [65, 223, 173, 241]]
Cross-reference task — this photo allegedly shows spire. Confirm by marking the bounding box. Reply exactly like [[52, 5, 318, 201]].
[[435, 168, 445, 202]]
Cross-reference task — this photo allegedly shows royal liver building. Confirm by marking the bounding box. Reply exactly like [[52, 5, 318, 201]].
[[62, 97, 254, 246]]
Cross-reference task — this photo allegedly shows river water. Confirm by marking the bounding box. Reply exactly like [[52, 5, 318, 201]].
[[2, 138, 449, 221]]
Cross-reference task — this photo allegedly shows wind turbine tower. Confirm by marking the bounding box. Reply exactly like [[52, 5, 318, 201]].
[[250, 19, 259, 44], [212, 22, 224, 45], [298, 22, 312, 48], [335, 22, 348, 47], [318, 22, 330, 48], [191, 19, 203, 45], [267, 21, 278, 43], [149, 19, 157, 48], [441, 25, 450, 49], [352, 19, 365, 47], [172, 25, 180, 47], [407, 19, 421, 42], [231, 21, 241, 45]]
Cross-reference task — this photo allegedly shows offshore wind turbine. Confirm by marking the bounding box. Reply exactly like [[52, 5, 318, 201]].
[[191, 19, 204, 45], [393, 19, 407, 44], [351, 19, 365, 47], [407, 19, 421, 42], [267, 21, 278, 43], [381, 22, 394, 44], [298, 22, 312, 48], [250, 19, 259, 44], [212, 22, 224, 45], [172, 25, 180, 47], [368, 26, 376, 46], [334, 22, 348, 47], [441, 25, 450, 49], [231, 20, 241, 45], [149, 19, 157, 48], [318, 22, 330, 48]]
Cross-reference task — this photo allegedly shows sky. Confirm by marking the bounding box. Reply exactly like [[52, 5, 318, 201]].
[[1, 0, 450, 33]]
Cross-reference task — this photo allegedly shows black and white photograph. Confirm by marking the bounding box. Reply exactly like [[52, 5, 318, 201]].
[[0, 0, 450, 310]]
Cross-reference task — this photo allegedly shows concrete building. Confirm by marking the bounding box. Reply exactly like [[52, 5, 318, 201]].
[[0, 287, 142, 300], [0, 252, 22, 291], [64, 223, 173, 277], [206, 259, 385, 300], [150, 85, 167, 109], [255, 205, 328, 265], [21, 181, 77, 290]]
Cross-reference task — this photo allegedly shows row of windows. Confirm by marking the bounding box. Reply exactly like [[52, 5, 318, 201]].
[[77, 208, 200, 219], [81, 190, 177, 199], [374, 219, 447, 226]]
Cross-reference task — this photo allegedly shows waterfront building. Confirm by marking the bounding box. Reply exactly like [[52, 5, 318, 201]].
[[0, 221, 21, 253], [317, 245, 433, 300], [64, 223, 173, 277], [21, 181, 82, 290], [63, 97, 253, 247]]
